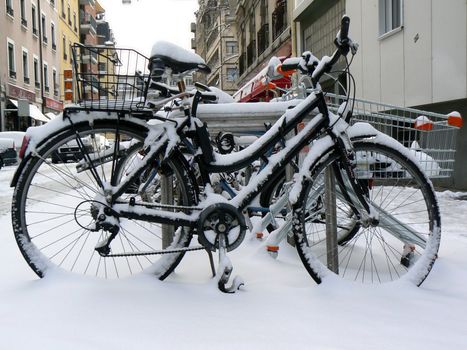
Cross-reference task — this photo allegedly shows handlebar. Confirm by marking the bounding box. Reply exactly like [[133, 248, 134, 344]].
[[269, 15, 355, 87]]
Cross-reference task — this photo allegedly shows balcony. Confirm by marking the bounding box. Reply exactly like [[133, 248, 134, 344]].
[[257, 23, 269, 56], [45, 86, 50, 93], [238, 53, 245, 76], [246, 40, 256, 67], [43, 36, 48, 44], [35, 81, 41, 89], [50, 0, 55, 7], [9, 70, 17, 79], [24, 77, 30, 84], [21, 18, 28, 27], [272, 0, 287, 41], [80, 13, 97, 35], [54, 88, 59, 96], [52, 43, 57, 51], [206, 27, 219, 50], [79, 0, 95, 5], [33, 27, 38, 36]]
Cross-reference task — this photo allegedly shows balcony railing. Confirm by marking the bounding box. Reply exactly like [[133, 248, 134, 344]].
[[272, 0, 287, 41], [50, 0, 55, 7], [35, 81, 41, 89], [24, 77, 30, 84], [45, 86, 50, 93], [9, 70, 17, 79], [33, 27, 38, 36], [246, 40, 256, 67], [52, 43, 57, 51], [80, 13, 97, 34], [257, 23, 269, 56], [206, 27, 219, 50], [43, 36, 48, 44], [21, 18, 28, 27], [6, 6, 14, 16]]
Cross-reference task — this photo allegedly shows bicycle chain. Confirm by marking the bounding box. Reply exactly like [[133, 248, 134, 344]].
[[104, 245, 207, 258]]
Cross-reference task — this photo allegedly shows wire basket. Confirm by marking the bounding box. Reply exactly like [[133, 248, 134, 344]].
[[327, 93, 460, 180], [71, 43, 150, 111]]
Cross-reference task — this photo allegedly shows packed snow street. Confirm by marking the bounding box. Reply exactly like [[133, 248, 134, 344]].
[[1, 164, 467, 349]]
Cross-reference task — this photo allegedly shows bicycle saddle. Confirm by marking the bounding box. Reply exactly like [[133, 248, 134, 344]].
[[149, 41, 211, 80]]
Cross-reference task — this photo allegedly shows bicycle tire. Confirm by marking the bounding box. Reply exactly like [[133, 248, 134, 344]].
[[293, 139, 441, 285], [12, 119, 196, 280]]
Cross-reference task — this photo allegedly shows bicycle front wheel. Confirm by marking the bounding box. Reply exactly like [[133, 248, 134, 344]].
[[12, 118, 196, 279], [293, 139, 441, 285]]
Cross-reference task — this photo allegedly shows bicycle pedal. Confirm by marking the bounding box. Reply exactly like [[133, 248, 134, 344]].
[[256, 232, 264, 239]]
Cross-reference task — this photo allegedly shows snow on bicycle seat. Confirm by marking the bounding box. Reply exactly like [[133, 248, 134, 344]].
[[149, 41, 211, 79]]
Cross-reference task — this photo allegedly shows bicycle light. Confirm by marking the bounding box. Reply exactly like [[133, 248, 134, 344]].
[[19, 135, 30, 159]]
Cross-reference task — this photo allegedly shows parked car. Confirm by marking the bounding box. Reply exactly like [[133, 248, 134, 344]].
[[0, 131, 24, 167], [0, 138, 18, 169], [51, 134, 107, 163]]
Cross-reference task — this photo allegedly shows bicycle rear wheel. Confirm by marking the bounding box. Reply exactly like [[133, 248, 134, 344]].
[[293, 139, 440, 285], [12, 119, 196, 279]]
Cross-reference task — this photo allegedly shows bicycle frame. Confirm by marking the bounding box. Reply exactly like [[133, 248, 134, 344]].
[[96, 90, 355, 228]]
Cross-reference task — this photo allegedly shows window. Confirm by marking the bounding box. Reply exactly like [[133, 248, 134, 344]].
[[51, 22, 56, 50], [7, 40, 16, 79], [67, 5, 71, 25], [33, 56, 40, 88], [63, 35, 67, 59], [69, 45, 73, 63], [43, 63, 49, 92], [20, 0, 27, 26], [226, 41, 237, 55], [22, 49, 29, 84], [379, 0, 403, 36], [73, 12, 77, 31], [6, 0, 13, 16], [32, 5, 38, 35], [53, 68, 58, 96], [226, 68, 238, 82], [61, 0, 65, 17], [41, 14, 47, 43]]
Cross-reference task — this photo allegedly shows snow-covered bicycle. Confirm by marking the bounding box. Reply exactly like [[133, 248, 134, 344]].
[[11, 16, 440, 291]]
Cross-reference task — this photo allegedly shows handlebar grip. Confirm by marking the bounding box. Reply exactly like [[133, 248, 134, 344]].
[[278, 63, 297, 74], [340, 15, 350, 42], [195, 81, 211, 92]]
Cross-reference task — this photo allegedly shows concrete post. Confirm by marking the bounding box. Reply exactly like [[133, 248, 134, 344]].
[[160, 174, 174, 249], [325, 166, 339, 273]]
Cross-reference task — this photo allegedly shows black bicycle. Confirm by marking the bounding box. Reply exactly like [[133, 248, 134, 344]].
[[11, 17, 440, 291]]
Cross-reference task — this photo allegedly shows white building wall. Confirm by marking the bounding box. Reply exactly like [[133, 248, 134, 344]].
[[347, 0, 467, 107]]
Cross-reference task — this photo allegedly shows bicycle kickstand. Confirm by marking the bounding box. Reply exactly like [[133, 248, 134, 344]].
[[216, 234, 244, 293]]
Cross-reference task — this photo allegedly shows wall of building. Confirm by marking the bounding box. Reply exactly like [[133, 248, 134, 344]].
[[58, 0, 79, 102], [346, 0, 467, 107]]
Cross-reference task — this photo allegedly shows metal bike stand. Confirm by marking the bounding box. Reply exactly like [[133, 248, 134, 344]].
[[325, 167, 339, 273], [161, 174, 174, 249]]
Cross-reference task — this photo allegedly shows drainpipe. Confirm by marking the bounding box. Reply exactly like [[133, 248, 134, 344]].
[[37, 0, 46, 113]]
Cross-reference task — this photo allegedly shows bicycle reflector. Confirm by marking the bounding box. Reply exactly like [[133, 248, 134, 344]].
[[447, 111, 463, 128], [19, 135, 30, 159], [414, 115, 433, 131]]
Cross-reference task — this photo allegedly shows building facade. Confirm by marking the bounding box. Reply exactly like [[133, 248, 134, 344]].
[[235, 0, 293, 89], [193, 0, 239, 95], [1, 0, 63, 131], [58, 0, 79, 103]]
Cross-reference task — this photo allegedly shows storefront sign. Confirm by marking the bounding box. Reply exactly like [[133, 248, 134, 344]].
[[44, 97, 64, 111], [7, 84, 35, 103]]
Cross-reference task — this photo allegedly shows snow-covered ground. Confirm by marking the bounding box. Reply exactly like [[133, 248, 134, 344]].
[[1, 164, 467, 349]]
